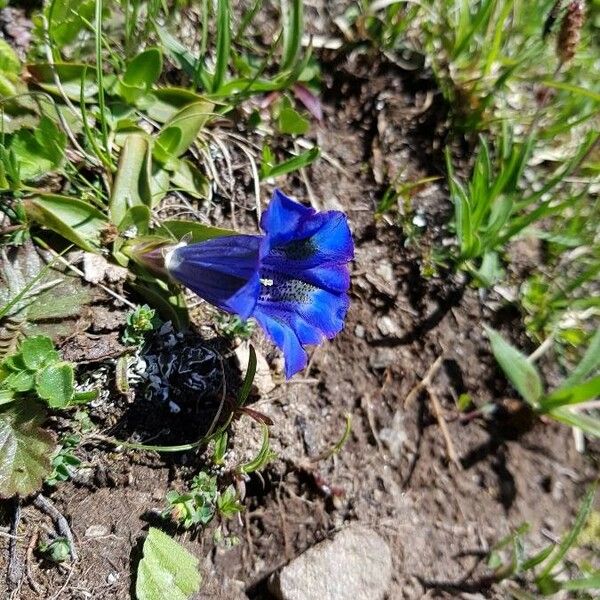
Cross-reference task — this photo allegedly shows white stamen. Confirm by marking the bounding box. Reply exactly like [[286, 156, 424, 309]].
[[261, 277, 274, 287], [164, 240, 188, 270]]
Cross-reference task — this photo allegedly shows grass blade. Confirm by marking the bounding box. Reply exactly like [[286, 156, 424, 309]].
[[536, 484, 596, 584], [281, 0, 303, 71], [212, 0, 231, 92]]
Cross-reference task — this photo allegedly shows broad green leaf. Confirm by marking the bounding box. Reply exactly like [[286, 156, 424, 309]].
[[26, 63, 98, 101], [137, 87, 210, 123], [47, 0, 95, 47], [0, 242, 92, 356], [485, 326, 544, 407], [0, 38, 20, 79], [24, 194, 108, 252], [543, 376, 600, 410], [170, 159, 209, 199], [0, 399, 55, 498], [110, 134, 153, 228], [3, 370, 35, 392], [278, 106, 309, 135], [0, 390, 14, 406], [36, 362, 75, 408], [20, 336, 59, 371], [10, 117, 66, 181], [153, 101, 214, 164], [119, 48, 163, 104], [136, 528, 201, 600], [154, 219, 235, 243], [118, 205, 152, 236]]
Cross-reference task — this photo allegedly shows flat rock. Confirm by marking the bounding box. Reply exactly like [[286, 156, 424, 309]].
[[234, 342, 276, 395], [268, 525, 392, 600]]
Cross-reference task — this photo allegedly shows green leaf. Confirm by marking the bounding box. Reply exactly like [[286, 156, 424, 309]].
[[563, 328, 600, 387], [170, 159, 209, 199], [26, 63, 98, 101], [281, 0, 304, 71], [153, 101, 214, 164], [119, 48, 163, 104], [0, 38, 20, 78], [0, 399, 55, 498], [485, 326, 544, 407], [119, 205, 152, 236], [10, 117, 66, 181], [3, 370, 35, 393], [239, 423, 276, 474], [24, 194, 108, 253], [216, 485, 243, 518], [0, 242, 92, 356], [136, 528, 202, 600], [212, 0, 231, 92], [154, 219, 236, 242], [110, 134, 153, 228], [0, 389, 15, 406], [548, 408, 600, 438], [137, 87, 210, 123], [278, 106, 309, 135], [36, 362, 75, 408], [536, 484, 596, 584], [154, 26, 199, 79], [19, 336, 59, 371], [47, 0, 95, 47], [543, 376, 600, 410], [212, 430, 227, 465], [260, 146, 320, 180], [237, 344, 256, 407]]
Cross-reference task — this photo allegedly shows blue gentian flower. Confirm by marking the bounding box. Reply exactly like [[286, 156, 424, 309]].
[[165, 189, 353, 378]]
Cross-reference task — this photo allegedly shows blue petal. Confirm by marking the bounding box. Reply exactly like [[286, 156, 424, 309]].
[[294, 288, 349, 339], [260, 189, 315, 245], [263, 208, 353, 272], [167, 235, 262, 319], [254, 310, 308, 378]]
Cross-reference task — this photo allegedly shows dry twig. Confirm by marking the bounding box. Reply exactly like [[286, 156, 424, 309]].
[[33, 495, 78, 562], [404, 354, 445, 407]]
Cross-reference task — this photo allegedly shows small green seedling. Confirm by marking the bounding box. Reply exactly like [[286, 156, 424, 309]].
[[0, 335, 97, 408], [486, 327, 600, 437], [163, 471, 244, 529], [163, 472, 219, 529], [38, 536, 72, 563], [216, 314, 255, 339], [122, 304, 159, 346], [47, 434, 81, 486]]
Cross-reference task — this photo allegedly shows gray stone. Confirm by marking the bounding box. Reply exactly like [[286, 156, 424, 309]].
[[377, 316, 400, 337], [269, 525, 392, 600], [369, 348, 395, 370]]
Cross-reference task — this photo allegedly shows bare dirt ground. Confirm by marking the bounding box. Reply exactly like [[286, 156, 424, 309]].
[[1, 11, 598, 600]]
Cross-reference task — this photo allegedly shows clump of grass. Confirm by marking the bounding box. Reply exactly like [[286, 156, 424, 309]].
[[488, 483, 599, 597]]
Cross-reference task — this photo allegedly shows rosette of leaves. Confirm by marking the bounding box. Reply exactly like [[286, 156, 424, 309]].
[[0, 241, 92, 359], [0, 336, 95, 498]]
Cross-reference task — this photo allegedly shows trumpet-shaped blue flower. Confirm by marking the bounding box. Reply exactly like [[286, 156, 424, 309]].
[[165, 190, 353, 378]]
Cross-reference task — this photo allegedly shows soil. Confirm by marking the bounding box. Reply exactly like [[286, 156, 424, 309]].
[[1, 8, 599, 600]]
